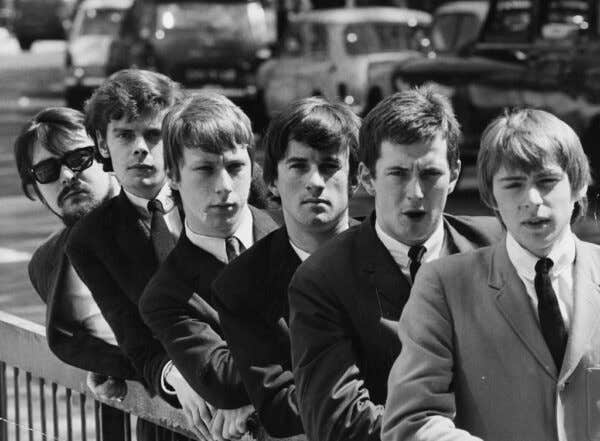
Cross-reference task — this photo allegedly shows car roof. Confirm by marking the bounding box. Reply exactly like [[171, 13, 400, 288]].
[[77, 0, 132, 10], [435, 1, 489, 19], [291, 7, 432, 25]]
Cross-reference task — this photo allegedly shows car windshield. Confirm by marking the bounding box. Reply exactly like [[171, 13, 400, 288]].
[[544, 0, 590, 29], [344, 21, 427, 55], [73, 8, 124, 36], [432, 12, 481, 52], [156, 1, 252, 38]]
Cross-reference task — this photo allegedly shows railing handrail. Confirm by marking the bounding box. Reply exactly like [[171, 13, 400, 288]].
[[0, 310, 193, 436]]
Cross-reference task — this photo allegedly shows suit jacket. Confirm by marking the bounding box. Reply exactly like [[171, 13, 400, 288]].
[[29, 227, 136, 379], [213, 227, 303, 436], [139, 207, 278, 409], [67, 190, 171, 399], [288, 213, 503, 441], [382, 237, 600, 441]]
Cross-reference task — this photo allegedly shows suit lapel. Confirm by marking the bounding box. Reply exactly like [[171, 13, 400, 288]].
[[559, 239, 600, 384], [250, 205, 278, 241], [490, 241, 558, 379], [359, 214, 410, 312]]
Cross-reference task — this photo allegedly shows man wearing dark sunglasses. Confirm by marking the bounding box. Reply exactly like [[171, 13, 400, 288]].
[[14, 106, 133, 441]]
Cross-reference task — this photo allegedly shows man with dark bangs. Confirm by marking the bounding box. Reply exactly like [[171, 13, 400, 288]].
[[66, 69, 201, 440], [212, 97, 360, 439], [139, 93, 278, 441]]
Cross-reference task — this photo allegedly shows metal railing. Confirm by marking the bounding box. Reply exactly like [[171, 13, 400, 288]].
[[0, 310, 198, 440]]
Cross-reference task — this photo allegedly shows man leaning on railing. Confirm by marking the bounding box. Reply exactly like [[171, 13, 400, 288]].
[[13, 106, 136, 441]]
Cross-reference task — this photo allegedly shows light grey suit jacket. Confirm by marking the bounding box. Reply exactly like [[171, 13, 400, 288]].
[[382, 237, 600, 441]]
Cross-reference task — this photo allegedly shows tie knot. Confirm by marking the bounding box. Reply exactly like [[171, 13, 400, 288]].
[[408, 245, 427, 263], [535, 257, 554, 275], [147, 198, 165, 214]]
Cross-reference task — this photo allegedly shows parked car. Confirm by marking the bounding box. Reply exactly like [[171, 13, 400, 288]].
[[106, 0, 276, 123], [12, 0, 76, 50], [429, 1, 489, 55], [64, 0, 131, 109], [391, 0, 600, 166], [257, 7, 431, 119]]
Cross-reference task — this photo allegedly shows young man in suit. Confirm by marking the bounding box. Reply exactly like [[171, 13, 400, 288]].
[[14, 107, 133, 440], [288, 86, 504, 441], [212, 97, 360, 439], [382, 109, 598, 441], [138, 93, 278, 441], [66, 70, 204, 440]]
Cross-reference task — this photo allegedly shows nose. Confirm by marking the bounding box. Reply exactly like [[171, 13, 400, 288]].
[[132, 136, 150, 158], [306, 166, 326, 194], [59, 164, 77, 186], [406, 175, 424, 200], [214, 169, 233, 196], [522, 186, 543, 208]]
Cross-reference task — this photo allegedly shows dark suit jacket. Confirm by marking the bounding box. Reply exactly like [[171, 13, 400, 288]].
[[213, 227, 303, 436], [288, 213, 503, 441], [139, 207, 278, 409], [67, 190, 171, 399], [29, 227, 136, 379]]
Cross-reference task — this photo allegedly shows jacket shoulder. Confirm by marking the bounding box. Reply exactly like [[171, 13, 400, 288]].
[[68, 197, 118, 246], [444, 214, 504, 246], [29, 228, 69, 291]]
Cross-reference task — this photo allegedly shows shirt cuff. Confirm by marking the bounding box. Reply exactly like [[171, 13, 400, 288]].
[[160, 360, 177, 395]]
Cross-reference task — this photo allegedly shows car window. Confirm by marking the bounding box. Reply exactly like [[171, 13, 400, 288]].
[[72, 7, 124, 36], [431, 13, 460, 52], [483, 0, 533, 43], [344, 21, 426, 55], [156, 2, 252, 39], [306, 23, 328, 58]]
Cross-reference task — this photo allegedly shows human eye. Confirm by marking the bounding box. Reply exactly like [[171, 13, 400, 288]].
[[421, 168, 443, 179], [145, 130, 162, 145], [194, 164, 214, 173], [320, 160, 341, 174], [288, 160, 308, 171], [227, 161, 245, 175], [116, 130, 134, 141], [387, 168, 408, 177]]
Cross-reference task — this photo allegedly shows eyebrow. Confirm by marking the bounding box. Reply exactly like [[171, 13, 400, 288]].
[[285, 156, 309, 163]]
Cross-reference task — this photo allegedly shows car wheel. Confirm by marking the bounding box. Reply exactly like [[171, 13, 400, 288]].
[[363, 87, 383, 116], [18, 37, 33, 51]]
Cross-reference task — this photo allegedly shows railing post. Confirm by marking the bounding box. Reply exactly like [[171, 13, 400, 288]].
[[0, 362, 7, 441]]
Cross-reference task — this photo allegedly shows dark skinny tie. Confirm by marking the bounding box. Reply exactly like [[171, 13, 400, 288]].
[[225, 236, 246, 263], [147, 199, 177, 264], [408, 245, 427, 282], [534, 258, 568, 370]]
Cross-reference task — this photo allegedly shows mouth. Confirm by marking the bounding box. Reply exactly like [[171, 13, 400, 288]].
[[302, 198, 330, 206], [59, 188, 87, 205], [403, 209, 427, 220], [209, 203, 237, 211], [522, 217, 551, 228], [129, 164, 155, 172]]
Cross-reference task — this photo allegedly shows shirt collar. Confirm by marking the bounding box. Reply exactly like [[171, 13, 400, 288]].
[[375, 216, 446, 268], [123, 184, 175, 218], [505, 228, 576, 281], [289, 241, 310, 262], [184, 204, 254, 263]]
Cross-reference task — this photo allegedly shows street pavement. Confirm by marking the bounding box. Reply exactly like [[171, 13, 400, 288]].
[[0, 36, 599, 327]]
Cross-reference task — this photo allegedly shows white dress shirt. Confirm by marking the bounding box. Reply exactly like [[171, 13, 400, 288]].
[[184, 204, 254, 264], [123, 184, 182, 236], [289, 241, 310, 262], [375, 218, 446, 282], [505, 229, 575, 330], [505, 228, 576, 441]]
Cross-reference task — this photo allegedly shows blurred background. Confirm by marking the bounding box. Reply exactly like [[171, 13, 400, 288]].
[[1, 0, 600, 324]]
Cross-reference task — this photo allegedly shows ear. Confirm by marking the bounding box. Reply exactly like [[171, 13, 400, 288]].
[[268, 181, 280, 198], [168, 174, 180, 191], [447, 159, 462, 194], [96, 131, 110, 159], [358, 162, 376, 197], [575, 184, 588, 201]]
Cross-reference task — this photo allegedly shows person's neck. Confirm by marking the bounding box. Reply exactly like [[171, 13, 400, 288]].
[[125, 184, 163, 201], [286, 211, 349, 255]]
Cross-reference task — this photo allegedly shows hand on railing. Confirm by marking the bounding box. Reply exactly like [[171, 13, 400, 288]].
[[210, 404, 255, 441], [86, 372, 127, 401], [166, 365, 216, 441]]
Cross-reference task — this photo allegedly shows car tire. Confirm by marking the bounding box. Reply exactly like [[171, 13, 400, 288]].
[[65, 87, 89, 110], [18, 37, 33, 51]]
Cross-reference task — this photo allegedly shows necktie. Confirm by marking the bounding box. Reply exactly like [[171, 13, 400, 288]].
[[147, 199, 177, 263], [225, 236, 245, 263], [534, 258, 568, 370], [408, 245, 427, 282]]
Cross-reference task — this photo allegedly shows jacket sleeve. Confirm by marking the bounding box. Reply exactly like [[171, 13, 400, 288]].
[[139, 274, 249, 409], [288, 263, 383, 441], [66, 231, 171, 402], [381, 263, 482, 441], [214, 290, 303, 436]]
